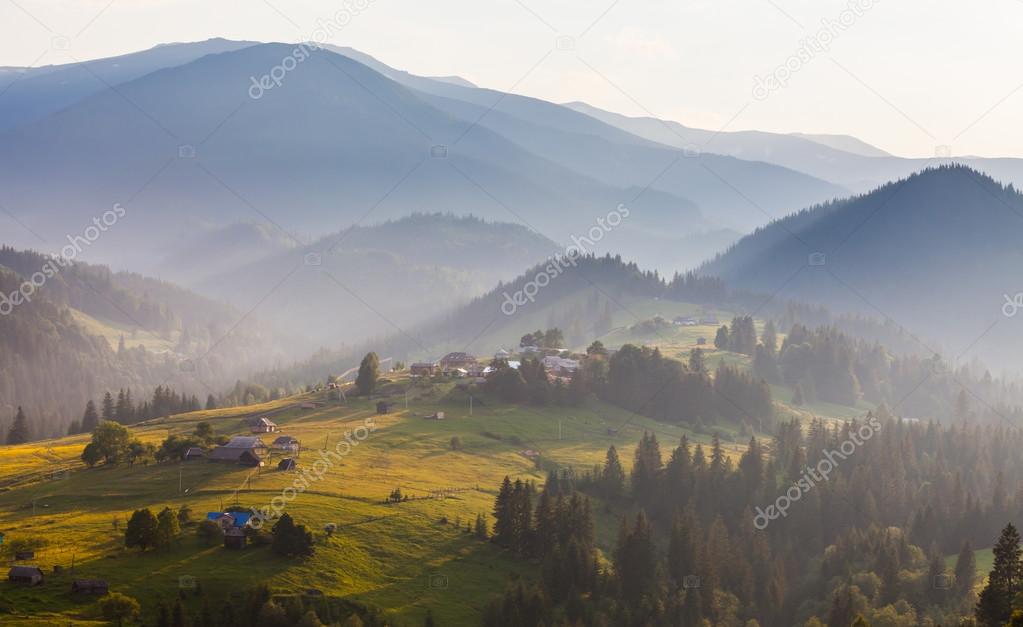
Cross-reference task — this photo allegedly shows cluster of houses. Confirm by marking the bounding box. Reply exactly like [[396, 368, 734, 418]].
[[187, 417, 300, 470], [410, 350, 580, 382]]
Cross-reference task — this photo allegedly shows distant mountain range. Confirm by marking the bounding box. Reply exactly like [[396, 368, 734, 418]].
[[565, 101, 1023, 194], [0, 39, 846, 278], [4, 39, 1023, 373], [700, 165, 1023, 371]]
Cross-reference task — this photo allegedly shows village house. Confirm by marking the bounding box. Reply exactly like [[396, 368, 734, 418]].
[[409, 362, 437, 377], [439, 352, 477, 372], [206, 511, 255, 531], [376, 401, 393, 415], [71, 579, 109, 595], [249, 417, 279, 434], [8, 566, 43, 586], [494, 348, 511, 360], [209, 436, 268, 466], [542, 355, 580, 377], [272, 435, 300, 453], [184, 446, 205, 461]]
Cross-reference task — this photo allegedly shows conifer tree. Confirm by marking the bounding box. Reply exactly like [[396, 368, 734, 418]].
[[977, 523, 1023, 626], [6, 406, 29, 444], [955, 540, 977, 599], [600, 445, 626, 498], [81, 399, 100, 432], [101, 391, 116, 421]]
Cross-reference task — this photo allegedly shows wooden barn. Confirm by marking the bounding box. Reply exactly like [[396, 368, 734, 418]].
[[8, 566, 43, 586]]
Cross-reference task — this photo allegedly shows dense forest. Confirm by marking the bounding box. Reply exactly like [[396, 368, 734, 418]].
[[482, 408, 1023, 626], [0, 247, 282, 440]]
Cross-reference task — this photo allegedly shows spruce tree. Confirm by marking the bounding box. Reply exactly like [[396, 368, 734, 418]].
[[101, 391, 116, 421], [81, 399, 100, 432], [6, 406, 29, 444], [977, 523, 1023, 626], [355, 352, 380, 396], [955, 540, 977, 599], [601, 445, 626, 498]]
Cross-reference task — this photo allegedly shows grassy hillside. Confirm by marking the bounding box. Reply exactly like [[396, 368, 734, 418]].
[[0, 378, 757, 626]]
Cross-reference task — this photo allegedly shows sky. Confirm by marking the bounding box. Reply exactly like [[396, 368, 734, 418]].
[[1, 0, 1021, 158]]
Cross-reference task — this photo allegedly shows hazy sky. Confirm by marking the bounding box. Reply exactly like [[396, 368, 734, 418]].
[[2, 0, 1021, 158]]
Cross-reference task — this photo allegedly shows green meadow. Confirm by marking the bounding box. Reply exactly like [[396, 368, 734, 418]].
[[0, 375, 761, 626]]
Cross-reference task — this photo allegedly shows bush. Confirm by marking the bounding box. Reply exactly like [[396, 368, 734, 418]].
[[99, 592, 140, 626], [197, 520, 222, 546]]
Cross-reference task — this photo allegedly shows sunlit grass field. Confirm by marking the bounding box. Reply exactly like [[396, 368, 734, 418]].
[[0, 378, 755, 626]]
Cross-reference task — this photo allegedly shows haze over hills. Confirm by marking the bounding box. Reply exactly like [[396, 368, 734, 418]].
[[0, 40, 844, 277], [700, 165, 1023, 372], [0, 247, 284, 438], [195, 214, 560, 352], [565, 100, 1023, 194]]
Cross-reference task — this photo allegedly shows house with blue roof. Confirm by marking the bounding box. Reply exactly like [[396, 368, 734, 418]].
[[206, 511, 253, 530]]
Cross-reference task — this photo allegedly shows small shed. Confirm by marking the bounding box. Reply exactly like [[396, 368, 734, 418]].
[[376, 401, 393, 415], [184, 446, 205, 461], [696, 337, 707, 346], [71, 579, 109, 595], [278, 458, 297, 471], [224, 527, 247, 549], [8, 566, 43, 586], [425, 412, 446, 421]]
